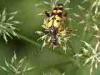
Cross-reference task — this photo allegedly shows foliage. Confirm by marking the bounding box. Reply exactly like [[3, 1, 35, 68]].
[[0, 51, 34, 75], [0, 9, 20, 42], [73, 0, 100, 75], [0, 0, 100, 75]]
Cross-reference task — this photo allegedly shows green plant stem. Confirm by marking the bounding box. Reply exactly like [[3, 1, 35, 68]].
[[17, 33, 41, 47]]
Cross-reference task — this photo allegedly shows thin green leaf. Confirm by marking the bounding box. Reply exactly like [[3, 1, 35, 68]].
[[5, 31, 13, 39], [91, 1, 97, 10], [35, 31, 44, 35], [95, 62, 98, 69], [8, 16, 15, 21], [84, 57, 92, 65], [10, 11, 18, 15], [73, 13, 80, 17], [9, 64, 17, 73], [43, 1, 50, 5], [0, 65, 8, 72], [26, 67, 35, 71], [18, 58, 25, 65], [82, 41, 94, 51], [78, 5, 85, 10], [13, 51, 17, 61], [2, 9, 6, 22], [12, 21, 21, 24], [3, 33, 8, 43], [5, 59, 9, 68]]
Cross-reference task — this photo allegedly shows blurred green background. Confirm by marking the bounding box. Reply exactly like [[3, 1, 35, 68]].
[[0, 0, 100, 75]]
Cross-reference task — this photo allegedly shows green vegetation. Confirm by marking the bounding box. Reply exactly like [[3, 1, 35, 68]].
[[0, 0, 100, 75]]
